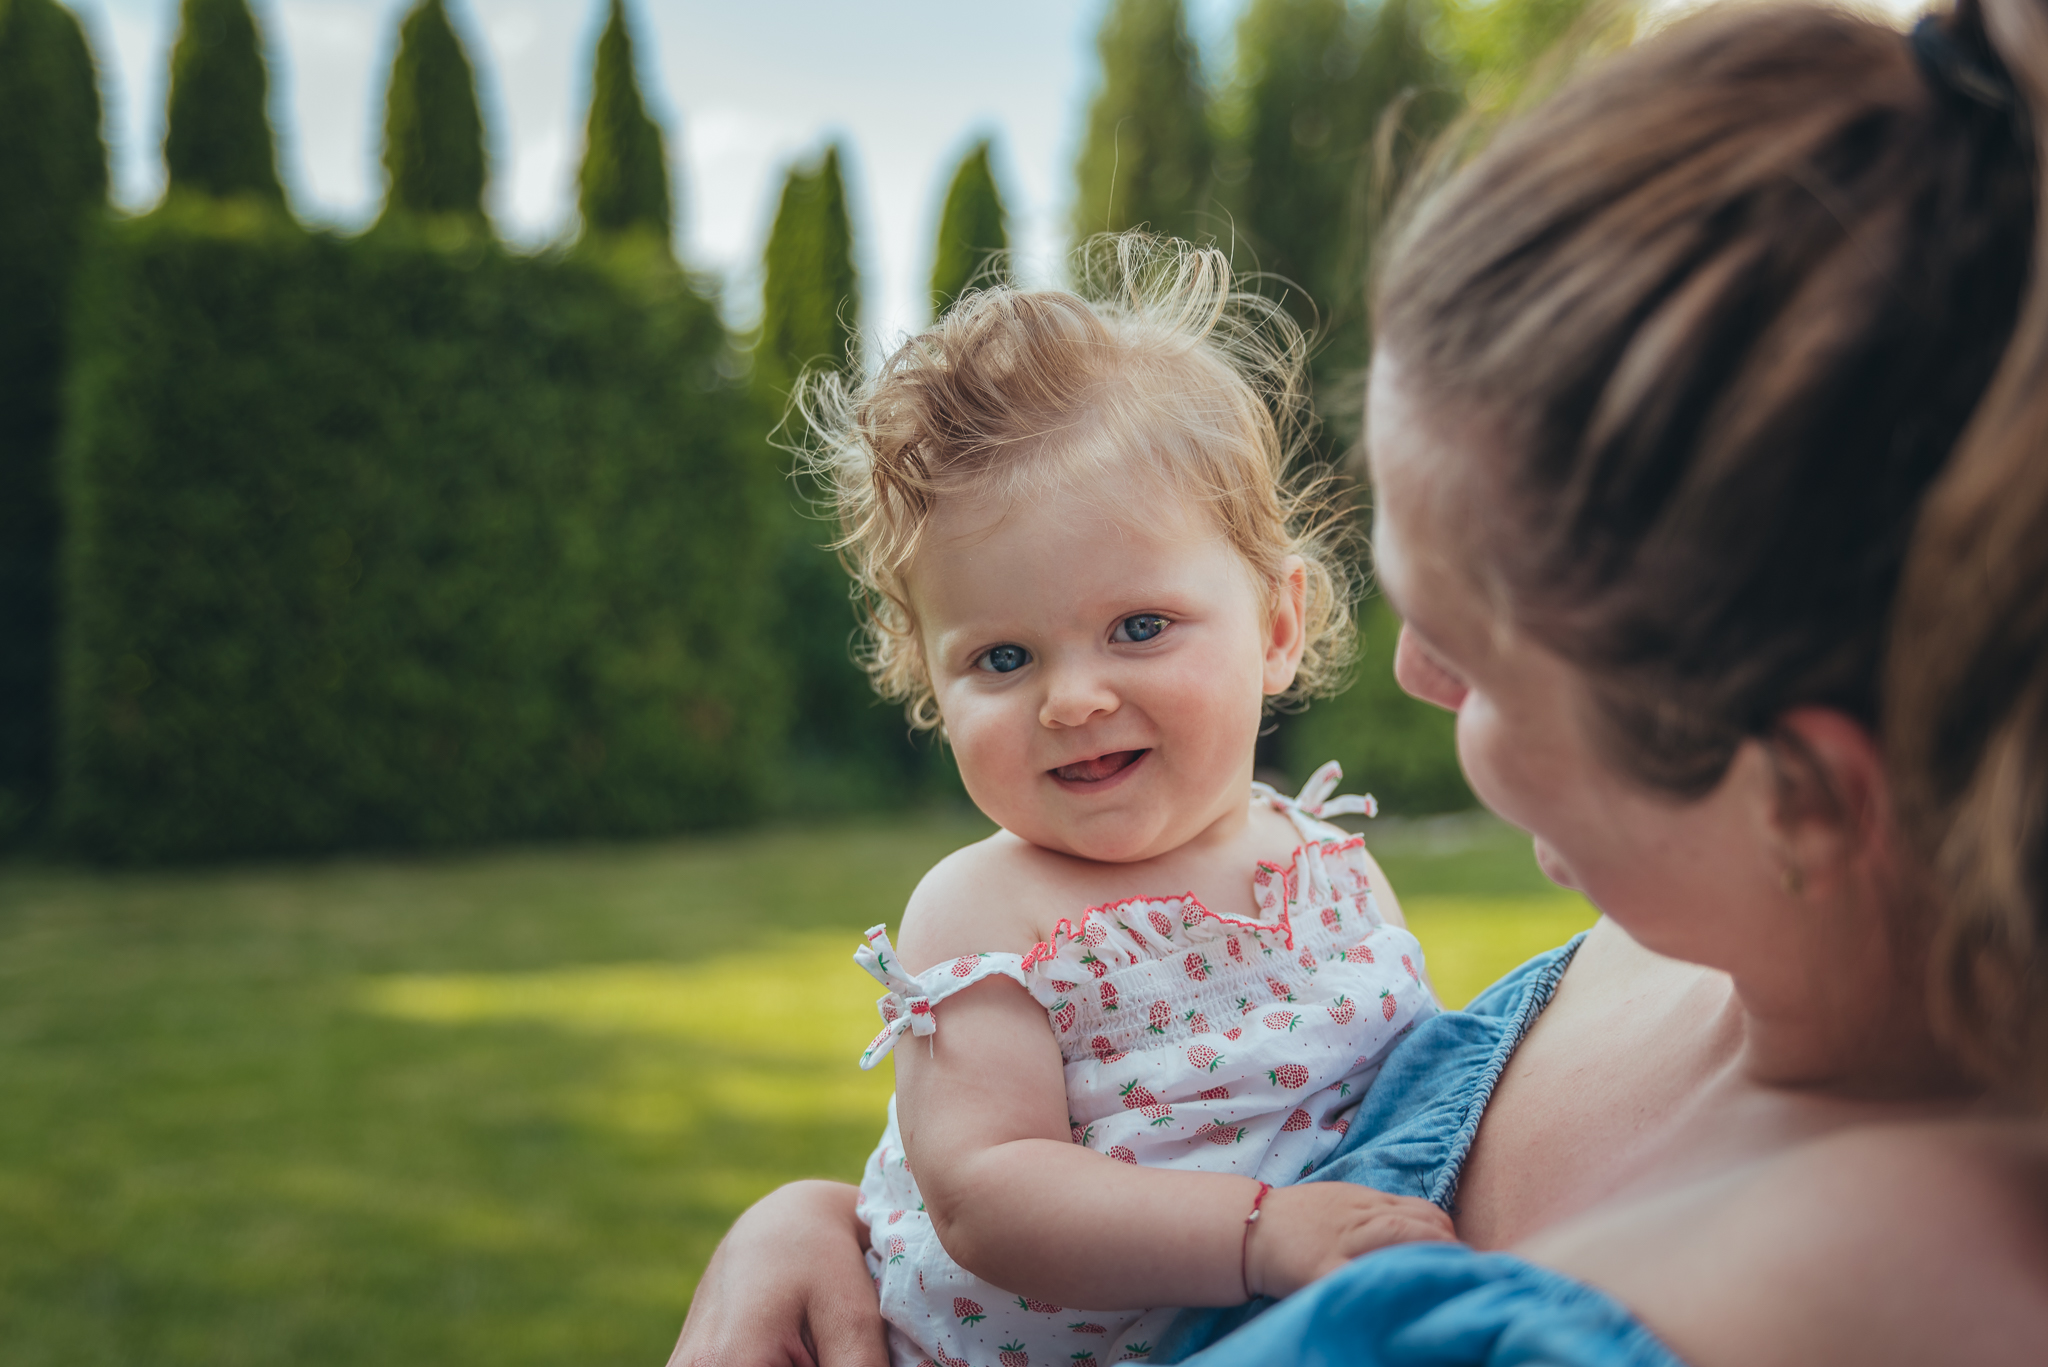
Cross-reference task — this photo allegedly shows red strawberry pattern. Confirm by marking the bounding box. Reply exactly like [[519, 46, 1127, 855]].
[[851, 781, 1437, 1367]]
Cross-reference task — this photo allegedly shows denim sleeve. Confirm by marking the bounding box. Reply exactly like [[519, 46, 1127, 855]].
[[1152, 935, 1588, 1363], [1178, 1244, 1685, 1367]]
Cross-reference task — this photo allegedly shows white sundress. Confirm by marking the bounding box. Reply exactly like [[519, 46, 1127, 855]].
[[851, 762, 1440, 1367]]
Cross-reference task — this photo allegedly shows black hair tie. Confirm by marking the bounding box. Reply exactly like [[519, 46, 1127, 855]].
[[1911, 14, 2019, 114]]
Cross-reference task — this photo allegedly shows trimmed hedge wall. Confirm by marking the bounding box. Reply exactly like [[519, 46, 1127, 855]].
[[58, 202, 785, 861]]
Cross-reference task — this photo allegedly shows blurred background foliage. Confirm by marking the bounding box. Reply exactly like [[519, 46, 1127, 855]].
[[0, 0, 1623, 858], [0, 0, 1628, 1357]]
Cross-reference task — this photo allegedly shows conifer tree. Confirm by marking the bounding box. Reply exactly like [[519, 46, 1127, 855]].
[[758, 144, 859, 393], [1225, 0, 1454, 376], [1071, 0, 1213, 244], [379, 0, 487, 224], [163, 0, 282, 201], [929, 137, 1009, 318], [577, 0, 672, 249], [0, 0, 106, 837]]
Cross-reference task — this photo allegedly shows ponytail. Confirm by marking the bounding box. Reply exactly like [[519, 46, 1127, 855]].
[[1888, 0, 2048, 1103]]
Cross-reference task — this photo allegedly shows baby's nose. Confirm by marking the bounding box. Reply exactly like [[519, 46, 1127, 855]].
[[1039, 663, 1120, 729]]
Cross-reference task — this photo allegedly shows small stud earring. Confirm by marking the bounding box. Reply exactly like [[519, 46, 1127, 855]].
[[1780, 863, 1804, 896]]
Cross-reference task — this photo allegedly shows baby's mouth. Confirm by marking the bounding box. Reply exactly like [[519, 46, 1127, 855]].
[[1050, 749, 1148, 783]]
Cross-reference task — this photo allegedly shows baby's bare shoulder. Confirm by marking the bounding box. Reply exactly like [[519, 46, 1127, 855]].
[[895, 833, 1062, 972]]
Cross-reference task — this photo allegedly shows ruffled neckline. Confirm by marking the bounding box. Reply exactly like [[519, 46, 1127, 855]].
[[1017, 828, 1369, 975]]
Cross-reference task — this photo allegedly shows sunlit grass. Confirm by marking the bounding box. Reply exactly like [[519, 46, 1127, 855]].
[[1, 810, 1590, 1365]]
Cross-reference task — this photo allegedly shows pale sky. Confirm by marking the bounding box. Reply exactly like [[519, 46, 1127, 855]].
[[65, 0, 1245, 349], [63, 0, 1922, 351]]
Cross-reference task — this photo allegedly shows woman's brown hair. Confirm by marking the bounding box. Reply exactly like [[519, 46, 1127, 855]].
[[1377, 0, 2035, 797], [1888, 2, 2048, 1102]]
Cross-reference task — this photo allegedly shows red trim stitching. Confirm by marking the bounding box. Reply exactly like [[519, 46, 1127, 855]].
[[1018, 835, 1373, 966]]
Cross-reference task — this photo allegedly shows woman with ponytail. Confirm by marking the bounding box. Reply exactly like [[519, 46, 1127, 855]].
[[671, 4, 2048, 1363]]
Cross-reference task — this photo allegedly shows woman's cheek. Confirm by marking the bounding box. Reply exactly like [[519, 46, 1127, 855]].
[[1455, 696, 1567, 839]]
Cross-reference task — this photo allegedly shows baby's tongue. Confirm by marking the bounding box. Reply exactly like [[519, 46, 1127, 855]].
[[1053, 750, 1143, 783]]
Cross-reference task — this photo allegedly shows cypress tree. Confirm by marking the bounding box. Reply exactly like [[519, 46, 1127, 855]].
[[929, 137, 1009, 318], [755, 144, 937, 808], [758, 144, 859, 393], [379, 0, 487, 225], [163, 0, 282, 201], [1071, 0, 1213, 243], [577, 0, 673, 249], [0, 0, 107, 839], [1224, 0, 1454, 378]]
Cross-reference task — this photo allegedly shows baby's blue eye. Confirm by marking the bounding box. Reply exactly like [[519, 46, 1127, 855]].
[[1116, 614, 1169, 643], [979, 644, 1029, 674]]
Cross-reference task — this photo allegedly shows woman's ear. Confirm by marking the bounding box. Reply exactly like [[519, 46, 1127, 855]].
[[1263, 556, 1310, 697], [1767, 708, 1896, 900]]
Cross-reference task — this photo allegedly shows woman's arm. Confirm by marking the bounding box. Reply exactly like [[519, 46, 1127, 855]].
[[667, 1180, 887, 1367]]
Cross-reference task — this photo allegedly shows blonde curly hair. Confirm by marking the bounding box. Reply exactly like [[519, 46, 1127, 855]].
[[795, 233, 1359, 733]]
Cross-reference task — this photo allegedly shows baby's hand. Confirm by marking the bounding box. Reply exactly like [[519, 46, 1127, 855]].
[[1244, 1182, 1457, 1300]]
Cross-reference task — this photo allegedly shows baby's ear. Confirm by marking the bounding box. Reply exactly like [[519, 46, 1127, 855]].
[[1263, 556, 1310, 696]]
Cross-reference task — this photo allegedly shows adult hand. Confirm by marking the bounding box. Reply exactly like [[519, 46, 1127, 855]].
[[667, 1180, 888, 1367]]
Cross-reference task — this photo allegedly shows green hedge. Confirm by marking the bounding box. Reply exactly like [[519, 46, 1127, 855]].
[[58, 202, 784, 861], [0, 0, 105, 841], [1282, 597, 1474, 816]]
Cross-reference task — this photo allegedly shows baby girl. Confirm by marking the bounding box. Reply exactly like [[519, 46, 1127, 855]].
[[804, 237, 1453, 1367]]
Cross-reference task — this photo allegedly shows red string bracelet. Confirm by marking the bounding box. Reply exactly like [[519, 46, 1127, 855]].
[[1239, 1181, 1273, 1301]]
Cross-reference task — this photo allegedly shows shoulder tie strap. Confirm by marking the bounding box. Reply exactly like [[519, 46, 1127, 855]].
[[853, 925, 1031, 1070], [1252, 760, 1378, 841]]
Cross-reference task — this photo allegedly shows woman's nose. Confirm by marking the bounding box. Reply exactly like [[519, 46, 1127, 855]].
[[1393, 623, 1469, 712], [1039, 661, 1120, 729]]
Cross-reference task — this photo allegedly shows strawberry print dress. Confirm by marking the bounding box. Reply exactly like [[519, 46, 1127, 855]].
[[851, 762, 1439, 1367]]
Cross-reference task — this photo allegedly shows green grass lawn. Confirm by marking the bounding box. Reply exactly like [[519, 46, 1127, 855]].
[[0, 812, 1593, 1364]]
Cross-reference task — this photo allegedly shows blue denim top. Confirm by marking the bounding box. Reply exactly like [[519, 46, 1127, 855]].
[[1155, 934, 1687, 1367]]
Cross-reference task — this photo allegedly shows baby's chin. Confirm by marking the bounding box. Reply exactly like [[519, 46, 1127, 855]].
[[1002, 811, 1186, 867]]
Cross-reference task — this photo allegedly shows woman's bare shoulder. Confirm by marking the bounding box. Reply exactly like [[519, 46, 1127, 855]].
[[1542, 1120, 2048, 1367]]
